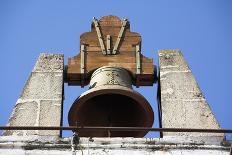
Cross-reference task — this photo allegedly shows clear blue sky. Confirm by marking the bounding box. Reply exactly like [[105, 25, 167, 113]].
[[0, 0, 231, 138]]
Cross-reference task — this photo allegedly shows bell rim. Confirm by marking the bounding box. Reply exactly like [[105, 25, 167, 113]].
[[68, 85, 154, 137]]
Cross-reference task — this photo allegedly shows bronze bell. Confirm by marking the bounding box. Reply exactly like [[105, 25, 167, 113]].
[[68, 66, 154, 137]]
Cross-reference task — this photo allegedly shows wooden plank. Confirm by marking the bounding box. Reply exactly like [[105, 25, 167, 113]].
[[81, 36, 141, 46], [68, 63, 154, 69], [67, 74, 154, 86], [68, 60, 154, 67], [68, 53, 153, 64], [81, 30, 140, 40], [68, 65, 154, 76], [86, 45, 135, 52]]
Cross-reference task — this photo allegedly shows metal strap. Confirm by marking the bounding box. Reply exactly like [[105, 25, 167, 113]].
[[2, 126, 232, 133], [80, 44, 86, 87], [112, 19, 128, 55], [107, 35, 111, 54], [136, 44, 141, 74], [230, 144, 232, 155], [93, 18, 106, 55], [71, 132, 79, 155]]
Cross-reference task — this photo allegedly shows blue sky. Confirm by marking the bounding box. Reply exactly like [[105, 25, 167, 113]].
[[0, 0, 231, 138]]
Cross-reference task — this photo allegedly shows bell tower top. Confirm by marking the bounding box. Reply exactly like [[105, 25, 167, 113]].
[[66, 15, 156, 87]]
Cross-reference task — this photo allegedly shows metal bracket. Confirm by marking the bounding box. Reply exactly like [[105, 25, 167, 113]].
[[71, 132, 80, 155], [93, 17, 107, 55], [230, 144, 232, 155], [106, 35, 111, 55], [112, 19, 128, 55], [80, 44, 86, 87], [135, 44, 141, 74], [93, 17, 127, 55]]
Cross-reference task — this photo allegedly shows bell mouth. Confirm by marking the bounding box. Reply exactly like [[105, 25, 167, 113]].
[[68, 85, 154, 137]]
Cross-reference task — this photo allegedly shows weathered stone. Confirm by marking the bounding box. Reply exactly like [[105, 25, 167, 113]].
[[0, 136, 230, 155], [33, 53, 63, 72], [4, 101, 38, 136], [158, 50, 224, 138], [20, 72, 63, 100], [38, 100, 62, 136], [3, 53, 64, 137]]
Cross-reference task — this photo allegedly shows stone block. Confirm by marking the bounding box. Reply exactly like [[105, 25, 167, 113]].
[[4, 53, 64, 137], [38, 100, 62, 136], [20, 72, 63, 100], [158, 50, 224, 138], [33, 53, 63, 72]]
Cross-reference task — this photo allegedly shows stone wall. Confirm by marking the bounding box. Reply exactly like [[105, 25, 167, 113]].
[[3, 53, 64, 137], [158, 50, 223, 139]]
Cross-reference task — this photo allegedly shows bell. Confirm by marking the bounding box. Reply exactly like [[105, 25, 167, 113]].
[[68, 66, 154, 137]]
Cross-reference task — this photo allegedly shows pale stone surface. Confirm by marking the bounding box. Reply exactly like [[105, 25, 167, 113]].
[[3, 53, 64, 137], [158, 50, 224, 138], [33, 53, 63, 72], [0, 136, 230, 155]]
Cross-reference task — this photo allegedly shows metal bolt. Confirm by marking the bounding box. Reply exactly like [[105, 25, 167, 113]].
[[165, 54, 170, 59]]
